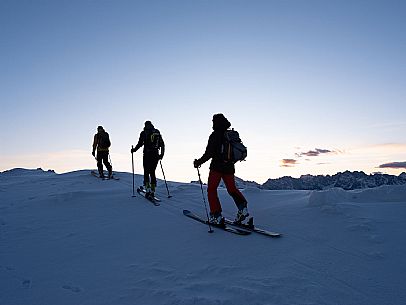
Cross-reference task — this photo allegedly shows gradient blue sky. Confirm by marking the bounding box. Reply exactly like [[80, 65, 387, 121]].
[[1, 0, 405, 183]]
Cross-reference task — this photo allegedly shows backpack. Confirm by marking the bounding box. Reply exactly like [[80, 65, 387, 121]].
[[144, 129, 161, 150], [98, 131, 111, 148], [222, 129, 247, 163]]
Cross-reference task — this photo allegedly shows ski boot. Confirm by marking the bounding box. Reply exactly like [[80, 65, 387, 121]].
[[147, 191, 155, 200], [235, 207, 249, 224], [144, 183, 154, 200], [209, 213, 225, 227], [142, 182, 150, 193]]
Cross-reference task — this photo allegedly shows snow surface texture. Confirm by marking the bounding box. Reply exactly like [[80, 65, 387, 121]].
[[1, 169, 406, 305]]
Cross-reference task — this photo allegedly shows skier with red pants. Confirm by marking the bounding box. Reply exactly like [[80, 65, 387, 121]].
[[194, 113, 249, 224]]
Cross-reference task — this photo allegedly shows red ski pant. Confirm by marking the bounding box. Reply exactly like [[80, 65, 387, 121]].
[[207, 170, 247, 216]]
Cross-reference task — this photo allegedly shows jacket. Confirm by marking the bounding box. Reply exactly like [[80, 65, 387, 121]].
[[92, 130, 110, 152], [133, 126, 165, 157], [197, 115, 234, 174]]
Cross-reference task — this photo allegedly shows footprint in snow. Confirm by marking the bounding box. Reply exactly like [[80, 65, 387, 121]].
[[62, 285, 82, 293], [22, 279, 31, 289]]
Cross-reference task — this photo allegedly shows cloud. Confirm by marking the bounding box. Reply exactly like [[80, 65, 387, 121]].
[[295, 148, 333, 158], [281, 148, 338, 168], [280, 159, 298, 167], [378, 161, 406, 169]]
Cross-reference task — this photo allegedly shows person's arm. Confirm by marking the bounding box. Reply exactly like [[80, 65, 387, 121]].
[[131, 131, 144, 153], [194, 133, 215, 167], [159, 136, 165, 159], [92, 134, 98, 156]]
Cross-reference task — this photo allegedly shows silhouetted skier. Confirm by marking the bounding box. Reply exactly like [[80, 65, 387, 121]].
[[131, 121, 165, 199], [92, 126, 112, 178]]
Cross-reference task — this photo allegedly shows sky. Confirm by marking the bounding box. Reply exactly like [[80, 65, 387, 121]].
[[1, 0, 405, 183]]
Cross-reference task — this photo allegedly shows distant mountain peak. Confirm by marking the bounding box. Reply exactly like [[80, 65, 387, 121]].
[[262, 171, 406, 191]]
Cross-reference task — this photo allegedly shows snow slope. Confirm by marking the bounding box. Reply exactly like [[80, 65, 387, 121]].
[[1, 169, 406, 305]]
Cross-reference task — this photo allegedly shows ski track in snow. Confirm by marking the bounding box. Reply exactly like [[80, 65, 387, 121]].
[[1, 169, 406, 305]]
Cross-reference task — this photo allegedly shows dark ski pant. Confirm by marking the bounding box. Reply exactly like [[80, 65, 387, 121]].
[[207, 170, 247, 216], [97, 151, 112, 177], [143, 153, 159, 189]]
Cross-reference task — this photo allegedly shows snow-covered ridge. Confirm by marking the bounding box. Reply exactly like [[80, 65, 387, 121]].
[[0, 167, 56, 176], [1, 168, 406, 305], [309, 184, 406, 206]]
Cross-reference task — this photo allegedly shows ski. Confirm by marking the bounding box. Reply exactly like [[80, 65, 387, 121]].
[[137, 188, 160, 206], [224, 217, 281, 238], [137, 186, 161, 202], [90, 171, 120, 180], [183, 210, 251, 235]]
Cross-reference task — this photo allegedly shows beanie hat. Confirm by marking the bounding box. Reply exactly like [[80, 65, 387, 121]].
[[212, 113, 231, 130], [144, 121, 154, 129]]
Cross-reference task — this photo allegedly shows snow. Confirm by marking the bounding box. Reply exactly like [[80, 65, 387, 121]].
[[1, 168, 406, 305]]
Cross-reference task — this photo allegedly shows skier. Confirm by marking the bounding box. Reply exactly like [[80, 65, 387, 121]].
[[131, 121, 165, 199], [194, 113, 249, 225], [92, 126, 113, 179]]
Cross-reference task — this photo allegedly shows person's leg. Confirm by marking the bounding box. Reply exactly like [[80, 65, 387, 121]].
[[207, 170, 223, 216], [143, 154, 150, 188], [97, 152, 104, 177], [150, 155, 159, 192], [222, 173, 247, 210], [102, 152, 112, 177]]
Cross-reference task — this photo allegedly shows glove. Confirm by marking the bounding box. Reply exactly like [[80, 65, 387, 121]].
[[131, 148, 135, 153], [158, 154, 163, 160], [193, 159, 201, 168], [92, 151, 95, 157]]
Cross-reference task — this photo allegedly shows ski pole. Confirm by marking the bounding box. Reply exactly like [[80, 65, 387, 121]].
[[108, 153, 113, 177], [159, 160, 172, 198], [131, 146, 136, 197], [108, 153, 113, 168], [197, 167, 213, 233]]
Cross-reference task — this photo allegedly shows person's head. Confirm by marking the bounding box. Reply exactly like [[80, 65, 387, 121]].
[[144, 120, 154, 130], [97, 126, 104, 132], [212, 113, 231, 131]]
